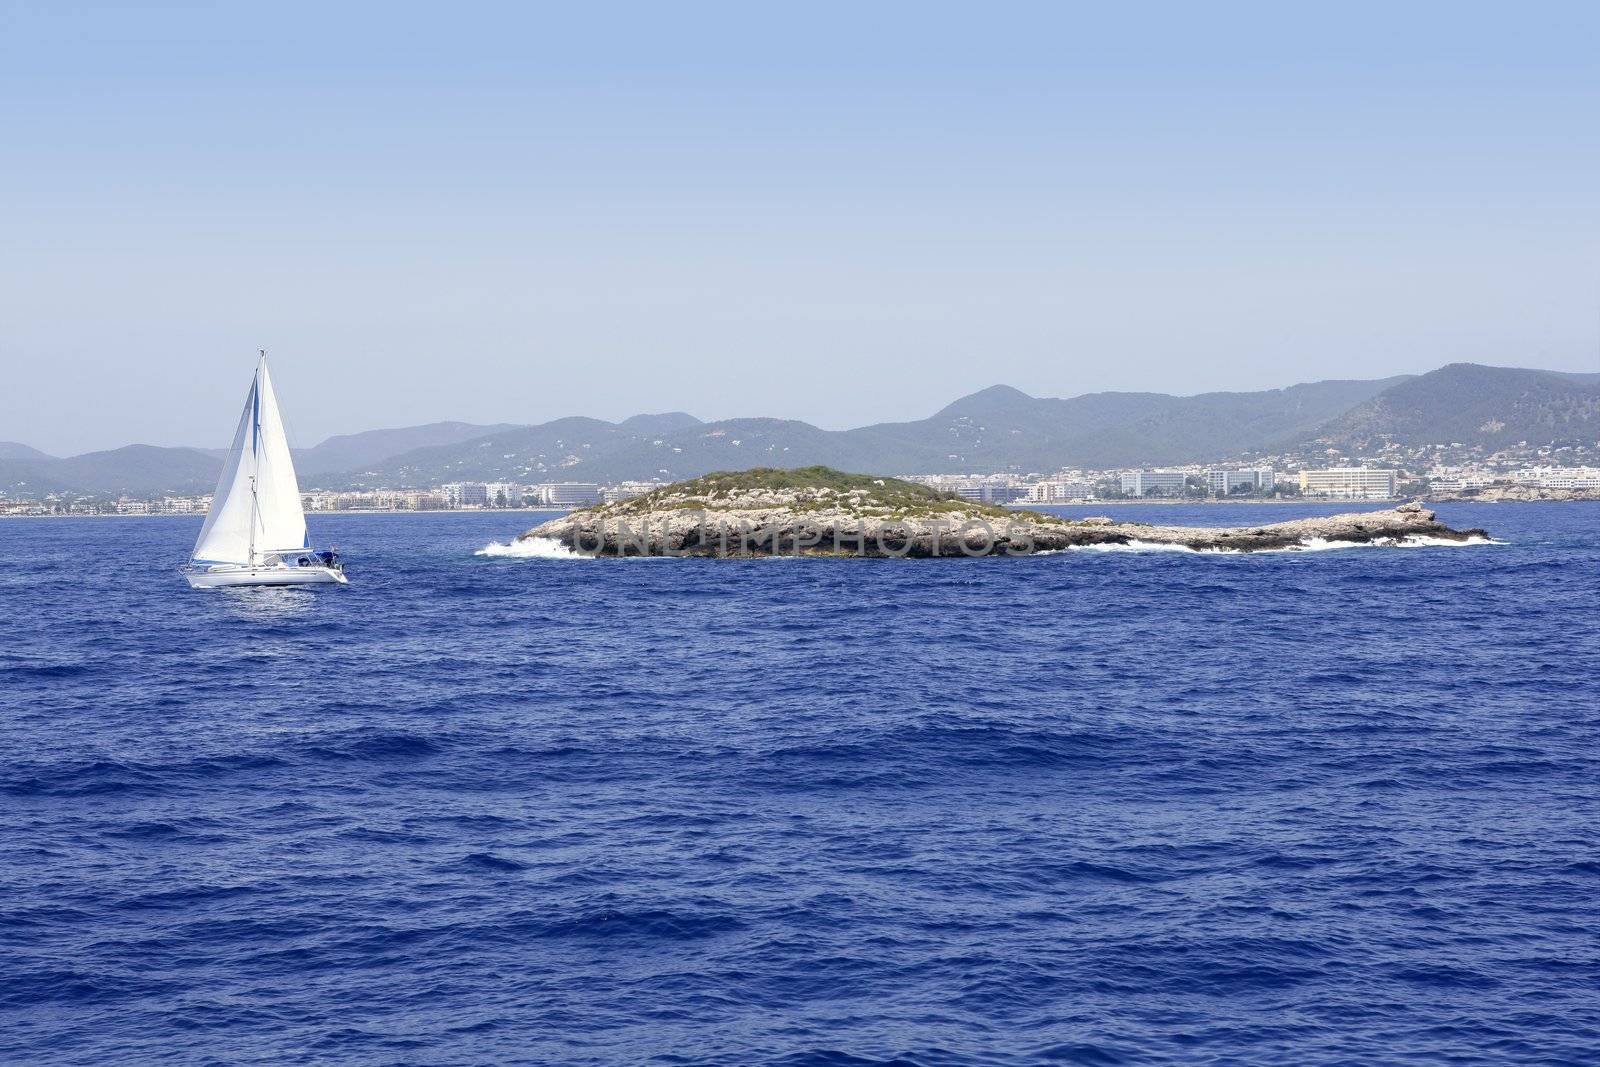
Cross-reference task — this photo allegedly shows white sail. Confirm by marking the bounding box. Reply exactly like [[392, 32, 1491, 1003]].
[[191, 377, 259, 565], [252, 359, 309, 554], [190, 355, 309, 566]]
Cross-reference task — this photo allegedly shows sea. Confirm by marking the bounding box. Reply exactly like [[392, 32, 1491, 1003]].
[[2, 502, 1597, 1066]]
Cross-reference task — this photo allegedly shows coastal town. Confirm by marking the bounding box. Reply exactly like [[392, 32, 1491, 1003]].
[[6, 462, 1598, 517]]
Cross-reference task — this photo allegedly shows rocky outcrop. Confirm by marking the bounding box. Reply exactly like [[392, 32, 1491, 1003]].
[[1428, 485, 1600, 503], [517, 472, 1492, 557]]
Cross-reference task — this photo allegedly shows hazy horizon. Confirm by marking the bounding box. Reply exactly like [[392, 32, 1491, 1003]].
[[4, 2, 1598, 454], [11, 359, 1600, 458]]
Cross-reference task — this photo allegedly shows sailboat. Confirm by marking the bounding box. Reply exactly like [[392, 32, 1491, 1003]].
[[183, 352, 348, 589]]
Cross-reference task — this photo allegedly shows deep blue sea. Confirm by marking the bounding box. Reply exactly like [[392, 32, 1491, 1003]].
[[2, 502, 1597, 1065]]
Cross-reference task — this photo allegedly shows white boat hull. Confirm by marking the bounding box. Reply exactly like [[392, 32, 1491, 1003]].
[[184, 564, 347, 589]]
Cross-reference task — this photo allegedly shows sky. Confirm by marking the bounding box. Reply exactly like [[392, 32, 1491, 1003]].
[[2, 1, 1598, 455]]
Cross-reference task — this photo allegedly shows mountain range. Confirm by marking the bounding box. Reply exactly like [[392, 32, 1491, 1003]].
[[5, 364, 1598, 497], [1296, 364, 1600, 453]]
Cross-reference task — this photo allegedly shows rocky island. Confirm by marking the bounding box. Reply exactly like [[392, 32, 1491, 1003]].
[[518, 467, 1492, 558]]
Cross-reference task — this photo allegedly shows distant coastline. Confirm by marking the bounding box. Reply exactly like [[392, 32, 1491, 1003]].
[[7, 363, 1600, 502], [7, 495, 1600, 520], [0, 507, 567, 520]]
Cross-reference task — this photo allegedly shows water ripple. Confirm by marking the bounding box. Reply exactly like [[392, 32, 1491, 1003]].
[[0, 504, 1596, 1065]]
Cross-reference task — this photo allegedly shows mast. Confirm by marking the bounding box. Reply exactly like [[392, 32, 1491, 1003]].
[[248, 475, 258, 565], [247, 350, 265, 566]]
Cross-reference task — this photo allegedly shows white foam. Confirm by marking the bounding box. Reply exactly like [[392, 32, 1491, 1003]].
[[1277, 534, 1506, 553], [476, 533, 1507, 560], [1062, 539, 1227, 554], [1057, 534, 1505, 556], [475, 537, 583, 559]]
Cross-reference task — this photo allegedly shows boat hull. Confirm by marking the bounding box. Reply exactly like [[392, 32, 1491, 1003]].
[[184, 565, 347, 589]]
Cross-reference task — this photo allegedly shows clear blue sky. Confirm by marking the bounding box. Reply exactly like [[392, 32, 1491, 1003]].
[[3, 1, 1597, 454]]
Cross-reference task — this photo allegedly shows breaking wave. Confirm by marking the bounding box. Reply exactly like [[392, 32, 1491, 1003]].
[[475, 537, 583, 559], [1061, 534, 1507, 555], [1062, 540, 1223, 554], [1287, 534, 1507, 552]]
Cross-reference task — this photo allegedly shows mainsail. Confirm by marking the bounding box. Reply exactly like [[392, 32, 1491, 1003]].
[[191, 355, 310, 566]]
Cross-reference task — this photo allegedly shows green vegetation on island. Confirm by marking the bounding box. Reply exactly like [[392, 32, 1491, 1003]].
[[590, 465, 1060, 522]]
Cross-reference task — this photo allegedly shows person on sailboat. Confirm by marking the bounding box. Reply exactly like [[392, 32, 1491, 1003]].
[[319, 546, 341, 570]]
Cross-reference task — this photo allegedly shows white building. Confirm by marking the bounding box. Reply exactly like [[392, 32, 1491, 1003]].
[[1428, 473, 1498, 494], [1205, 468, 1275, 495], [952, 484, 1029, 504], [482, 482, 523, 507], [602, 481, 661, 504], [441, 482, 490, 508], [533, 482, 603, 507], [1028, 480, 1096, 502], [1298, 467, 1398, 499], [897, 475, 1031, 503], [1511, 466, 1600, 490], [1120, 471, 1188, 497]]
